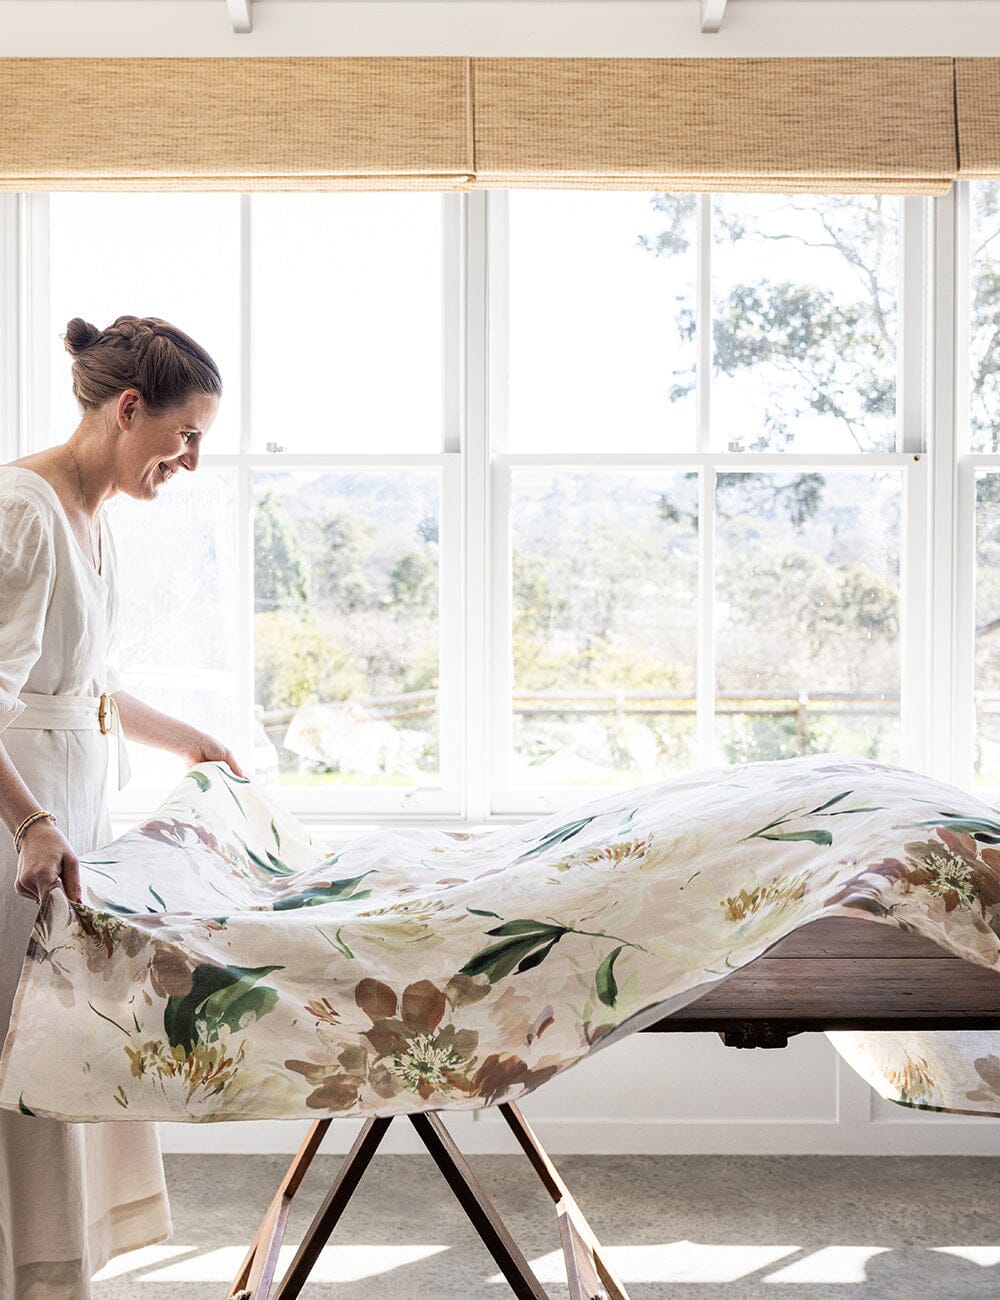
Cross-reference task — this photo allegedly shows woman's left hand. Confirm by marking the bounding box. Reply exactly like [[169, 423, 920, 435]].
[[178, 730, 248, 779]]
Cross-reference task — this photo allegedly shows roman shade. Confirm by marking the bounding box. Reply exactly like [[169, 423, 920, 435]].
[[472, 58, 958, 195], [957, 59, 1000, 179], [0, 57, 474, 190], [0, 55, 964, 195]]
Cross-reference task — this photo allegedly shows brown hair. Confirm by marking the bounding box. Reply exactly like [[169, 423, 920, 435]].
[[62, 315, 222, 413]]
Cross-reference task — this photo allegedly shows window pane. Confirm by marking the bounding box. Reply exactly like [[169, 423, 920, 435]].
[[47, 194, 241, 453], [970, 182, 1000, 453], [254, 470, 441, 788], [506, 192, 697, 452], [107, 470, 240, 800], [715, 470, 901, 764], [252, 195, 443, 454], [711, 196, 899, 453], [510, 470, 698, 787], [975, 472, 1000, 796]]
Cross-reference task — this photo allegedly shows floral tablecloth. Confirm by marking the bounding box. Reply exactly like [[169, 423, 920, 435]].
[[3, 753, 1000, 1123]]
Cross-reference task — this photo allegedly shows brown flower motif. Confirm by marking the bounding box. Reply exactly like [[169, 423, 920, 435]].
[[356, 978, 479, 1101], [968, 1054, 1000, 1105]]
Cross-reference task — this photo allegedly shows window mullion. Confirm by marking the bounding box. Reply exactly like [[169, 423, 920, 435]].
[[465, 190, 491, 822], [952, 182, 977, 790], [899, 195, 928, 455], [696, 192, 712, 454], [697, 464, 716, 767], [0, 195, 19, 463], [236, 194, 255, 768], [22, 194, 49, 459], [928, 184, 962, 785], [900, 455, 929, 772]]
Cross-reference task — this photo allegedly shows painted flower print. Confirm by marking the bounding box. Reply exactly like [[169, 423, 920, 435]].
[[6, 752, 1000, 1122]]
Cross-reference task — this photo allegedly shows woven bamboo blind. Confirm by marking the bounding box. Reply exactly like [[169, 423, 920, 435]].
[[957, 59, 1000, 178], [0, 57, 473, 191], [0, 55, 964, 194], [472, 58, 958, 195]]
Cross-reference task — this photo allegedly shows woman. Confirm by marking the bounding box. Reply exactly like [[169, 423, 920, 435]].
[[0, 314, 245, 1297]]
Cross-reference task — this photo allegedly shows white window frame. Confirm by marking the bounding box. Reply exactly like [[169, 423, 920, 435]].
[[488, 191, 934, 815], [0, 185, 983, 828]]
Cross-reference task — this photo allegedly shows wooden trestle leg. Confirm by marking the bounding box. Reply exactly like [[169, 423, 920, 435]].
[[229, 1106, 627, 1300], [498, 1101, 630, 1300]]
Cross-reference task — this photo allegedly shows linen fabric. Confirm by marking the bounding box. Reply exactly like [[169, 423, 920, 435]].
[[0, 467, 171, 1297], [4, 750, 1000, 1124]]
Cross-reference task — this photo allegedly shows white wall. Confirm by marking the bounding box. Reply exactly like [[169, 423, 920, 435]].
[[159, 1033, 1000, 1156], [2, 0, 1000, 58], [10, 0, 1000, 1155]]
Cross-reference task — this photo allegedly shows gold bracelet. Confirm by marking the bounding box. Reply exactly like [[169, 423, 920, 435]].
[[13, 810, 56, 854]]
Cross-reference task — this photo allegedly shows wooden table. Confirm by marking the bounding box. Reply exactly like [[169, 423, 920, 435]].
[[228, 916, 1000, 1300]]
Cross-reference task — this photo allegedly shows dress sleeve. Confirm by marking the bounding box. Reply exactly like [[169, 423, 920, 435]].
[[0, 496, 55, 734]]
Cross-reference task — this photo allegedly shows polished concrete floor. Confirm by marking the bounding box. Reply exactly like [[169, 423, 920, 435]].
[[91, 1152, 1000, 1298]]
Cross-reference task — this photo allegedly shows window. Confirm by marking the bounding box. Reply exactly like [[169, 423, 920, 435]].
[[0, 183, 984, 825]]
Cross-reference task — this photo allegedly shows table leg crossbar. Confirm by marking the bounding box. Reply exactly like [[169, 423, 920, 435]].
[[227, 1102, 629, 1300]]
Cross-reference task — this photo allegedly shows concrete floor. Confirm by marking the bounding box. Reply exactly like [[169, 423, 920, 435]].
[[91, 1152, 1000, 1298]]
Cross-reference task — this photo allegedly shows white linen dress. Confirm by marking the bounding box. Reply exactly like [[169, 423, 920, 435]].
[[0, 466, 172, 1298]]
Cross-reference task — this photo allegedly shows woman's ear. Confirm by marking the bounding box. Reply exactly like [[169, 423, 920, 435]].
[[116, 388, 141, 429]]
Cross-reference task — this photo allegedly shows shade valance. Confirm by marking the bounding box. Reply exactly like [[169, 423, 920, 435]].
[[957, 59, 1000, 179], [472, 58, 958, 196], [0, 55, 968, 195], [0, 57, 474, 191]]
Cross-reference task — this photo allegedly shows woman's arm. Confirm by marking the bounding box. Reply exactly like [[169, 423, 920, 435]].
[[0, 740, 81, 903], [113, 690, 247, 778]]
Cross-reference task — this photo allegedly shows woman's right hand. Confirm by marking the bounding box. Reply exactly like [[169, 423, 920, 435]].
[[15, 820, 81, 905]]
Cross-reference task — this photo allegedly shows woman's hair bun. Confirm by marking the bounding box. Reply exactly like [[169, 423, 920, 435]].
[[62, 318, 102, 357], [62, 313, 222, 413]]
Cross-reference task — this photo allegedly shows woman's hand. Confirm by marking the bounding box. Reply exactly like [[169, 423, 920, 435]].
[[15, 819, 81, 905], [177, 729, 248, 780]]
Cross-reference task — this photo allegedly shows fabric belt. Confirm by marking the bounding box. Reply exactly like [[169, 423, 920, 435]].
[[7, 691, 131, 791]]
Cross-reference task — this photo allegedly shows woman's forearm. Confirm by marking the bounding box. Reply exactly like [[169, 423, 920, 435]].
[[113, 690, 200, 757], [112, 691, 248, 777]]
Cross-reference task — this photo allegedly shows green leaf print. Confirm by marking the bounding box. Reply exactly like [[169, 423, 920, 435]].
[[148, 885, 167, 909], [514, 938, 561, 973], [807, 790, 852, 814], [187, 770, 212, 793], [741, 791, 881, 846], [918, 815, 1000, 844], [99, 900, 139, 916], [245, 845, 295, 877], [316, 925, 355, 959], [485, 919, 565, 937], [467, 908, 502, 919], [272, 871, 375, 910], [164, 962, 283, 1054], [595, 946, 624, 1007], [757, 830, 834, 846], [460, 928, 569, 983], [271, 819, 281, 850], [514, 816, 598, 862], [220, 779, 245, 815], [18, 1094, 34, 1116], [219, 765, 251, 784]]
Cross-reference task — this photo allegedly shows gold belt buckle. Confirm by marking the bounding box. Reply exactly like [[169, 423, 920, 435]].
[[98, 693, 112, 736]]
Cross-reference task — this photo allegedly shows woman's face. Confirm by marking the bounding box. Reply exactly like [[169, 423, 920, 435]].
[[113, 388, 220, 501]]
